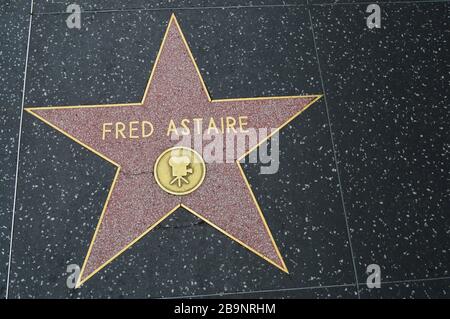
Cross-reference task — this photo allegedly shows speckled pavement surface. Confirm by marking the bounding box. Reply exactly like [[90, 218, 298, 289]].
[[1, 1, 448, 299]]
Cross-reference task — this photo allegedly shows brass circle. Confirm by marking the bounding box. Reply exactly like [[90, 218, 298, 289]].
[[154, 146, 206, 196]]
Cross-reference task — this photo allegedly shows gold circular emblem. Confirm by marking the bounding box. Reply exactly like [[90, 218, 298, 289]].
[[154, 146, 206, 196]]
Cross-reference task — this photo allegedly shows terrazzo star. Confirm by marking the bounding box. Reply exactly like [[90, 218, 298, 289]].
[[26, 14, 322, 287]]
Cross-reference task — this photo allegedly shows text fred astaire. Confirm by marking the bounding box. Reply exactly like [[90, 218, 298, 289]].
[[101, 115, 250, 140]]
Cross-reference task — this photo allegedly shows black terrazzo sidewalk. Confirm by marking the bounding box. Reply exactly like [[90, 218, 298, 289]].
[[0, 0, 448, 299]]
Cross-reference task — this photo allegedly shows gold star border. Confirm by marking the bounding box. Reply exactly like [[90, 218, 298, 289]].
[[25, 14, 323, 287]]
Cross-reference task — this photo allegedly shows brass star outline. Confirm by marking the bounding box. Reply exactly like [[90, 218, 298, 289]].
[[25, 14, 322, 287]]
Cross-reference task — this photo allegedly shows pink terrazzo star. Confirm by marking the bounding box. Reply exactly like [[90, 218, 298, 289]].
[[26, 14, 321, 286]]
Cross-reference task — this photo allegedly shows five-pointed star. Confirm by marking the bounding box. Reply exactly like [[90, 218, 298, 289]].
[[26, 14, 321, 287]]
